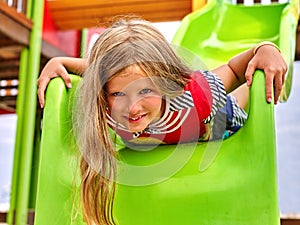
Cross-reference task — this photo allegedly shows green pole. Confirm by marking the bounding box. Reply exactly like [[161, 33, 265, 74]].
[[7, 48, 29, 225], [7, 0, 44, 224], [15, 0, 44, 222], [80, 28, 88, 58], [7, 0, 33, 223]]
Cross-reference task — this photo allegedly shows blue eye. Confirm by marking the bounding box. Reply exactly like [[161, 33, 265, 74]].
[[140, 88, 152, 94], [111, 92, 125, 97]]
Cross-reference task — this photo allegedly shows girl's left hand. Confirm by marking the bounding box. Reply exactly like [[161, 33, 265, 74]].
[[245, 45, 287, 104]]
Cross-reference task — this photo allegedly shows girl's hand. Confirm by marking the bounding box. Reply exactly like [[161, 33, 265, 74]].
[[37, 57, 86, 108], [37, 57, 72, 108], [245, 45, 287, 104]]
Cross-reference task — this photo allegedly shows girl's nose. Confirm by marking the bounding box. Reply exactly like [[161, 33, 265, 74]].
[[128, 97, 143, 115]]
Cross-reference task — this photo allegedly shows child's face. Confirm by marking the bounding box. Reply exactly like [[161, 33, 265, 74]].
[[106, 65, 164, 133]]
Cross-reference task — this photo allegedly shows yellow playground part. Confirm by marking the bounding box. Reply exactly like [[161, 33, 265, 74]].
[[192, 0, 207, 11]]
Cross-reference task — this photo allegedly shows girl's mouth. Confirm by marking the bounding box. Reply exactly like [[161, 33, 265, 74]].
[[127, 114, 146, 123]]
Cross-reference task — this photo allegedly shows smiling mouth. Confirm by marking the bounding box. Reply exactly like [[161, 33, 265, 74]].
[[126, 114, 146, 122]]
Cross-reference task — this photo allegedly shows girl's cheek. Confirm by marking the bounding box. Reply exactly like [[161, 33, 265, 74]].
[[111, 100, 130, 117], [143, 97, 163, 114], [107, 98, 123, 111], [107, 97, 114, 110], [145, 95, 162, 105]]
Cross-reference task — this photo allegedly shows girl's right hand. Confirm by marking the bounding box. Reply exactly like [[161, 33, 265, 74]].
[[37, 57, 72, 108], [37, 57, 86, 108]]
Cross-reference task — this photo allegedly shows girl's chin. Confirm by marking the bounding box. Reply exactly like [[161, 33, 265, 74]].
[[124, 122, 149, 133], [128, 128, 145, 133], [127, 124, 148, 133]]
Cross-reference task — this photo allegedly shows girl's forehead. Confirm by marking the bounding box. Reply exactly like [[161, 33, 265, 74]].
[[116, 64, 147, 78], [107, 65, 153, 90]]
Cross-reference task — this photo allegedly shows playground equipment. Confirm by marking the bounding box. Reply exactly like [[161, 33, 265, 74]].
[[34, 0, 299, 224]]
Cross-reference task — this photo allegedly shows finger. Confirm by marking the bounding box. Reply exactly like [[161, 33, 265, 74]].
[[60, 72, 72, 88], [277, 58, 287, 86], [265, 73, 274, 103], [244, 60, 256, 86], [273, 71, 283, 104], [37, 78, 50, 108], [281, 64, 287, 85]]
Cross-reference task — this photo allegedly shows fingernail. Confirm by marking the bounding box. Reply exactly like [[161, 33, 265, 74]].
[[67, 83, 72, 88], [267, 97, 272, 103]]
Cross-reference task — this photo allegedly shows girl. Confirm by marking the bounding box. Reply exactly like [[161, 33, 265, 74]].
[[37, 19, 287, 225]]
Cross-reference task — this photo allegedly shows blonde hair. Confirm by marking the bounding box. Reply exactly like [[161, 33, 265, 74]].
[[72, 18, 192, 225]]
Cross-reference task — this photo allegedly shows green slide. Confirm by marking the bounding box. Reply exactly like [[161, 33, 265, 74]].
[[172, 0, 299, 102], [35, 72, 278, 225]]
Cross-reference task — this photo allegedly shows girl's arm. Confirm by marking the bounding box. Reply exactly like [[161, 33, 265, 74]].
[[212, 43, 287, 104], [37, 57, 87, 108]]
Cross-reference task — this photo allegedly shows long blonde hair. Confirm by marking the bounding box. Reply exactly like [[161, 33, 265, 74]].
[[72, 18, 192, 225]]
